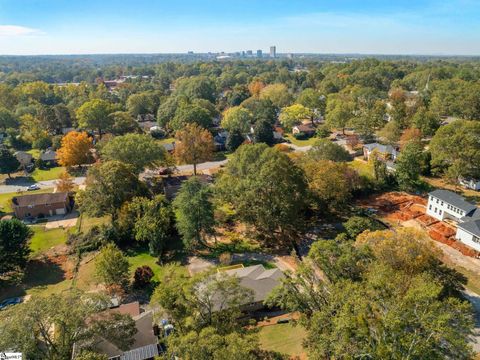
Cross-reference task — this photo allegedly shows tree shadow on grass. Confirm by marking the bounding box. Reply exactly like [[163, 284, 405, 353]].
[[4, 176, 35, 186], [0, 258, 66, 301], [23, 258, 66, 288]]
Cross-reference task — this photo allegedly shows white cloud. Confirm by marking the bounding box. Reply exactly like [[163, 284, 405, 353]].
[[0, 25, 40, 36]]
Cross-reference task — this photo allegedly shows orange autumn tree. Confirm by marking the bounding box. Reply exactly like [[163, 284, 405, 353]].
[[57, 131, 94, 167], [55, 171, 75, 193], [247, 80, 265, 98], [399, 127, 423, 149], [174, 123, 214, 175]]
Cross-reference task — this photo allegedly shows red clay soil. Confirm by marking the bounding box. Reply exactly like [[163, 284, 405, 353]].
[[430, 222, 456, 238], [416, 214, 438, 227]]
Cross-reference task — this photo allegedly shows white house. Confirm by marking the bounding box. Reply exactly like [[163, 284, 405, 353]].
[[459, 177, 480, 191], [426, 189, 477, 222], [456, 220, 480, 252], [427, 189, 480, 252]]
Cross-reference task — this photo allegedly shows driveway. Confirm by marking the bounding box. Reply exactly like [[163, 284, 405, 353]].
[[44, 212, 79, 229]]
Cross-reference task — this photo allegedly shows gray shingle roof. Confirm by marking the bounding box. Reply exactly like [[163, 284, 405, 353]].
[[224, 264, 284, 303], [458, 219, 480, 237], [363, 143, 396, 155], [429, 189, 477, 213]]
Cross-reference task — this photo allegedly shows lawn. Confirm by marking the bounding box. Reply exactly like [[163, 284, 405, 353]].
[[349, 158, 374, 179], [156, 137, 175, 145], [75, 214, 111, 233], [0, 188, 53, 214], [258, 322, 307, 357], [126, 249, 187, 282], [31, 166, 65, 182], [29, 225, 69, 256], [285, 134, 319, 147]]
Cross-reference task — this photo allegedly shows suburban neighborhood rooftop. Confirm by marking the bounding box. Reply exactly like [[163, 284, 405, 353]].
[[429, 189, 477, 213]]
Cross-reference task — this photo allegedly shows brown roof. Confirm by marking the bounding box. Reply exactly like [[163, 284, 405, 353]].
[[109, 301, 141, 317], [11, 192, 68, 207]]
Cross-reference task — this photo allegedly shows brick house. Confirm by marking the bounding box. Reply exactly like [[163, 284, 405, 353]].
[[11, 192, 72, 219]]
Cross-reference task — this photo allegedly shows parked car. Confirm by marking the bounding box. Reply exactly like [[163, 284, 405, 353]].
[[0, 297, 23, 310], [27, 184, 40, 191]]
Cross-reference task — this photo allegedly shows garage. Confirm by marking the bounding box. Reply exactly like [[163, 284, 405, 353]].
[[55, 208, 66, 215]]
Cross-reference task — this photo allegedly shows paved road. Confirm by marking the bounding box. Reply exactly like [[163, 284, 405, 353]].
[[0, 145, 312, 194], [0, 177, 86, 194], [463, 290, 480, 352]]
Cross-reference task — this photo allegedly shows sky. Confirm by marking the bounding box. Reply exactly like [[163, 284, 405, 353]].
[[0, 0, 479, 55]]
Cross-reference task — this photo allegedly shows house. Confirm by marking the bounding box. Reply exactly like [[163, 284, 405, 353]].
[[214, 132, 227, 151], [427, 189, 480, 252], [82, 302, 161, 360], [40, 149, 57, 165], [459, 177, 480, 191], [292, 123, 316, 136], [12, 192, 72, 219], [363, 143, 398, 161], [219, 264, 284, 312], [14, 151, 33, 167], [162, 174, 213, 200], [426, 189, 477, 222]]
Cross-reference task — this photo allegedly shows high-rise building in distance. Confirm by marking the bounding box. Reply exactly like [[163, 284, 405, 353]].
[[256, 49, 263, 58], [270, 46, 276, 58], [246, 50, 253, 56]]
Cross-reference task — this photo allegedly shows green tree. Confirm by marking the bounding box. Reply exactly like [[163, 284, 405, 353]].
[[240, 98, 277, 125], [325, 93, 354, 134], [170, 102, 213, 131], [0, 219, 32, 283], [76, 99, 114, 138], [101, 133, 166, 174], [259, 83, 293, 108], [377, 120, 401, 145], [173, 177, 215, 248], [343, 216, 383, 239], [0, 147, 20, 178], [0, 290, 136, 360], [109, 111, 140, 135], [279, 104, 313, 129], [253, 119, 274, 145], [77, 161, 145, 221], [126, 91, 159, 117], [395, 141, 424, 191], [217, 144, 306, 246], [297, 88, 326, 117], [305, 139, 351, 162], [412, 107, 441, 136], [95, 243, 130, 289], [0, 107, 18, 131], [221, 106, 253, 133], [174, 76, 216, 102], [118, 196, 175, 257], [226, 128, 245, 152], [430, 120, 480, 181], [165, 327, 261, 360]]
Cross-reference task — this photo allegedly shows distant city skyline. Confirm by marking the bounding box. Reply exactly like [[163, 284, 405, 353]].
[[0, 0, 479, 55]]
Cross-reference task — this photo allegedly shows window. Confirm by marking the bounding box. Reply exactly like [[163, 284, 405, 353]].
[[441, 201, 444, 206], [434, 207, 437, 213], [429, 205, 432, 210], [439, 210, 442, 215], [436, 199, 439, 204], [473, 236, 480, 244]]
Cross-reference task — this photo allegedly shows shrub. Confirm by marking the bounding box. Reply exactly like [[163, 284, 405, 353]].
[[219, 252, 232, 265], [343, 216, 384, 239], [133, 265, 155, 288], [316, 124, 331, 138], [293, 132, 308, 140]]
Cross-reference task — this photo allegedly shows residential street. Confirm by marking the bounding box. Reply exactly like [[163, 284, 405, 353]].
[[0, 177, 86, 194]]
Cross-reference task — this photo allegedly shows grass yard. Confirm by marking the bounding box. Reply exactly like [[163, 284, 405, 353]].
[[259, 322, 307, 357], [126, 249, 187, 282], [285, 134, 318, 147], [31, 166, 65, 182], [0, 188, 53, 214], [27, 148, 41, 159], [75, 214, 111, 233], [156, 137, 175, 145], [29, 225, 69, 256], [349, 158, 374, 179]]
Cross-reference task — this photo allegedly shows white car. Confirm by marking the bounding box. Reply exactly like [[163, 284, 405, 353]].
[[27, 184, 40, 191]]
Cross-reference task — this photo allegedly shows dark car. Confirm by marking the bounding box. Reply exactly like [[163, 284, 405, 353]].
[[0, 297, 23, 310]]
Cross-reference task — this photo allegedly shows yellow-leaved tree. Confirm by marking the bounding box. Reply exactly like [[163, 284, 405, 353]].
[[174, 123, 214, 176], [57, 131, 93, 167]]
